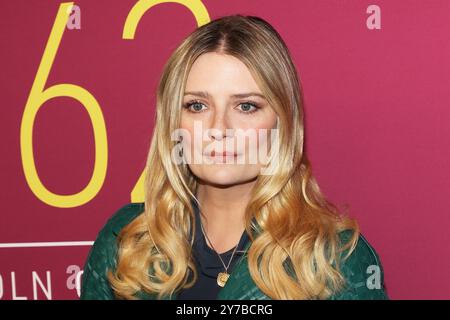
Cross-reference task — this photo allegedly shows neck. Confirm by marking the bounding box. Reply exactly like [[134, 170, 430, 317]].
[[195, 177, 257, 253]]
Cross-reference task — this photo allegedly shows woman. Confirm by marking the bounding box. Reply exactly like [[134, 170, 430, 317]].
[[80, 14, 388, 300]]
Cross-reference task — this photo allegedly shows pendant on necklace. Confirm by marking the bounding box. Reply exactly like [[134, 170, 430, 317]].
[[217, 272, 230, 287]]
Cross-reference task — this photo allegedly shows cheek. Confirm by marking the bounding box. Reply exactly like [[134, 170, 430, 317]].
[[179, 115, 208, 147], [250, 116, 278, 150], [256, 129, 266, 149], [179, 116, 193, 132]]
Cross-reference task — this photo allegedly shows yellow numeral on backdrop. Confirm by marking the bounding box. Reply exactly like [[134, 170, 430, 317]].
[[123, 0, 210, 203], [21, 2, 108, 208]]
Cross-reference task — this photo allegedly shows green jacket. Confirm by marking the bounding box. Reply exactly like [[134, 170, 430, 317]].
[[80, 203, 388, 300]]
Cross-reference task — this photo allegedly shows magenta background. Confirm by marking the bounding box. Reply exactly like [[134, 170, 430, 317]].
[[1, 0, 449, 299]]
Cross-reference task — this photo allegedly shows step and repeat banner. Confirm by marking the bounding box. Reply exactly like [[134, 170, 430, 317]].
[[1, 0, 449, 300]]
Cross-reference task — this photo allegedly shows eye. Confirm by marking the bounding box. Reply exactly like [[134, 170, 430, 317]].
[[236, 102, 260, 114], [183, 100, 207, 113]]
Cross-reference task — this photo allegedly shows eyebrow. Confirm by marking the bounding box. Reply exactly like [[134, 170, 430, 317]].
[[184, 91, 266, 100]]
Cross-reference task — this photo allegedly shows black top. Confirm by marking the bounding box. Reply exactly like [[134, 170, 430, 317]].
[[176, 200, 250, 300]]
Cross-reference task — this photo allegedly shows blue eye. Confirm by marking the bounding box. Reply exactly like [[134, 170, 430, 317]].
[[183, 100, 207, 113], [237, 102, 259, 114]]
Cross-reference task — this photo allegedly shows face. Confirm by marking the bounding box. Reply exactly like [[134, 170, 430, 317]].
[[178, 52, 278, 186]]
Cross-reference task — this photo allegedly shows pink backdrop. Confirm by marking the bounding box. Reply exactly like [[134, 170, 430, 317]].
[[1, 0, 449, 300]]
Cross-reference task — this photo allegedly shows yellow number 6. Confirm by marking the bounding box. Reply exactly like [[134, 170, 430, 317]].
[[21, 2, 108, 208]]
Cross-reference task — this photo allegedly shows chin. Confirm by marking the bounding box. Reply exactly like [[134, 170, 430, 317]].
[[192, 165, 259, 187]]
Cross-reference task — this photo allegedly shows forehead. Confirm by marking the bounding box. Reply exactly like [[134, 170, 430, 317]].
[[185, 52, 261, 95]]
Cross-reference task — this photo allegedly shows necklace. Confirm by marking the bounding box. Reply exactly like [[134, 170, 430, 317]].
[[199, 217, 240, 287]]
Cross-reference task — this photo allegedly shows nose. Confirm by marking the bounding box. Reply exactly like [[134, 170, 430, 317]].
[[208, 110, 230, 141]]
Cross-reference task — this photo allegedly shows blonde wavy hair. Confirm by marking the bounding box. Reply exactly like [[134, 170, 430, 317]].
[[107, 14, 359, 300]]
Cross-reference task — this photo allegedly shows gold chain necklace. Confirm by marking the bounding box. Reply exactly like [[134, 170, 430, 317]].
[[199, 217, 240, 287]]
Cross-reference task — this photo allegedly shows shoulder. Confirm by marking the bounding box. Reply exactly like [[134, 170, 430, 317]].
[[86, 202, 145, 260], [80, 202, 145, 299], [99, 202, 145, 239], [330, 230, 389, 300], [338, 230, 383, 269]]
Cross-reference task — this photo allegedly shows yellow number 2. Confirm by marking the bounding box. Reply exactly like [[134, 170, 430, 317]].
[[124, 0, 210, 203]]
